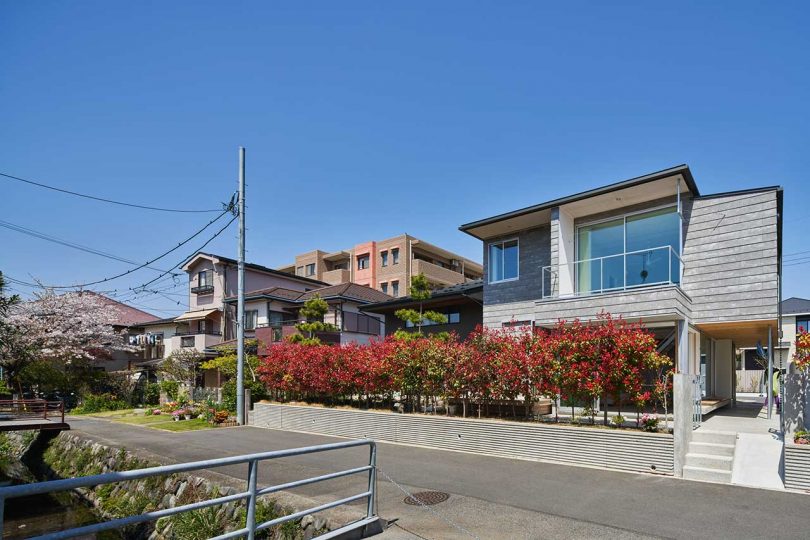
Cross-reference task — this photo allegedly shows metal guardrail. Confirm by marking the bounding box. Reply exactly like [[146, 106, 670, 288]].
[[541, 245, 683, 298], [0, 439, 378, 540], [0, 399, 64, 424]]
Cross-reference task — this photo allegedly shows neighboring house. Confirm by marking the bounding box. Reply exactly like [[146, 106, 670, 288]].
[[276, 234, 483, 296], [460, 164, 782, 411], [361, 279, 483, 339], [776, 297, 810, 368], [226, 282, 391, 348], [127, 251, 327, 376]]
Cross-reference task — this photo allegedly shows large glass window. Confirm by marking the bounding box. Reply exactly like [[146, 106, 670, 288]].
[[576, 218, 623, 292], [488, 239, 519, 283], [357, 255, 370, 270], [576, 206, 680, 294], [797, 317, 810, 334]]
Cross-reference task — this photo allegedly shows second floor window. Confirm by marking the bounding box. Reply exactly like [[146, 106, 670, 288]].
[[381, 251, 388, 267], [198, 270, 211, 287], [305, 263, 315, 277], [488, 239, 519, 283], [391, 281, 399, 297], [392, 248, 400, 265], [357, 254, 370, 270], [245, 310, 258, 330], [380, 282, 388, 294], [798, 317, 810, 334]]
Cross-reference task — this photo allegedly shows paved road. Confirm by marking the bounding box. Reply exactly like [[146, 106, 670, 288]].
[[67, 416, 806, 539]]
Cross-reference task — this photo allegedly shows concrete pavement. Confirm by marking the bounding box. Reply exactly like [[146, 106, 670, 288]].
[[67, 415, 807, 539]]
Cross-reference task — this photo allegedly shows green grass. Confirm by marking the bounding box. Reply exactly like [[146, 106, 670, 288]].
[[86, 410, 215, 432], [79, 409, 136, 418], [152, 418, 212, 432], [115, 415, 176, 425]]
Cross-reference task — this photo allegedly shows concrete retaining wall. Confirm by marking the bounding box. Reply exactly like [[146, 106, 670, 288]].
[[784, 443, 810, 491], [252, 403, 674, 474]]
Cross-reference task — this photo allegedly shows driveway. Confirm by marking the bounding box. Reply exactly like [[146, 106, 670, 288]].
[[67, 416, 807, 539]]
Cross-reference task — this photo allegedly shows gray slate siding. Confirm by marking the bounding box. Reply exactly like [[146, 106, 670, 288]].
[[681, 190, 779, 323], [483, 226, 550, 305], [549, 209, 560, 297]]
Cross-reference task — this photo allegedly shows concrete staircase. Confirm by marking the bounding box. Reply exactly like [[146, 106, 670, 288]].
[[682, 430, 737, 484]]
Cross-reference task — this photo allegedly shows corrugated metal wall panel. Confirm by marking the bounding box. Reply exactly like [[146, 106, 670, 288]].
[[784, 445, 810, 491], [252, 404, 674, 474]]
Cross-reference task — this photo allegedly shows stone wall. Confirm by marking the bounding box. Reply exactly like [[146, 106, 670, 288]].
[[28, 431, 360, 540]]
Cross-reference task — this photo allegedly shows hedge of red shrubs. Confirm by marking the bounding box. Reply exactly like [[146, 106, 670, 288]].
[[257, 313, 672, 420]]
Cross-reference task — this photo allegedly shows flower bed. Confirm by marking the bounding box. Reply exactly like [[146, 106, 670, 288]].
[[158, 399, 234, 425], [251, 402, 674, 474]]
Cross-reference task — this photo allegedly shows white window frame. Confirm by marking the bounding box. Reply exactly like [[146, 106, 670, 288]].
[[487, 238, 519, 284]]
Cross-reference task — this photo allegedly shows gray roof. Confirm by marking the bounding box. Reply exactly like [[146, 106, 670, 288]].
[[459, 165, 699, 235], [360, 279, 483, 312], [782, 297, 810, 315]]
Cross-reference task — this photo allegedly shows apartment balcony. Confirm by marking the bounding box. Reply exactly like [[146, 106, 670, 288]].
[[322, 268, 350, 285], [535, 246, 690, 325], [191, 284, 215, 295], [412, 259, 466, 287]]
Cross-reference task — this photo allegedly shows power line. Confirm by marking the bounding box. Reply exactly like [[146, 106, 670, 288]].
[[0, 171, 231, 213], [24, 210, 232, 289], [133, 214, 237, 292], [0, 219, 175, 274]]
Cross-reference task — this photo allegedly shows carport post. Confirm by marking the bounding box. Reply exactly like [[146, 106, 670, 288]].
[[767, 326, 773, 419]]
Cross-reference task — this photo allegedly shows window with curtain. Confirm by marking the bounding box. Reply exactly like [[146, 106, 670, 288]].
[[488, 239, 518, 283], [576, 206, 680, 294]]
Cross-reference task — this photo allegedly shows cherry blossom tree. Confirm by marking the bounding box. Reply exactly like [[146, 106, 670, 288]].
[[2, 290, 134, 392]]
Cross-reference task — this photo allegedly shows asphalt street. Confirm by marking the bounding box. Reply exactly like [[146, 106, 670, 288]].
[[66, 416, 807, 539]]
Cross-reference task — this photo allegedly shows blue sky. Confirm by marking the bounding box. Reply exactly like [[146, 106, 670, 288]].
[[1, 1, 808, 316]]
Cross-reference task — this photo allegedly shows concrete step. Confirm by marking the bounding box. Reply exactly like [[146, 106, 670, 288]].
[[689, 441, 735, 457], [685, 452, 733, 471], [682, 465, 733, 484], [692, 430, 737, 445]]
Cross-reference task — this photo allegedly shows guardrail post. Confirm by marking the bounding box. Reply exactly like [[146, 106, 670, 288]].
[[245, 459, 259, 540], [366, 442, 377, 519]]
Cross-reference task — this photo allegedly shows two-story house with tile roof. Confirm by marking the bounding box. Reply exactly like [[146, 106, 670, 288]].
[[460, 165, 782, 412]]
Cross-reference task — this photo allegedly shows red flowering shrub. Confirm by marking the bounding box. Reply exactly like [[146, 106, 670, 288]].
[[256, 313, 671, 422]]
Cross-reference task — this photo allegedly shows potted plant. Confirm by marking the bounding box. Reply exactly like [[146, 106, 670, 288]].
[[171, 408, 183, 421]]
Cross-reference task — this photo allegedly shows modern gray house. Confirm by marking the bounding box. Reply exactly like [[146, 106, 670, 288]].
[[460, 165, 783, 411]]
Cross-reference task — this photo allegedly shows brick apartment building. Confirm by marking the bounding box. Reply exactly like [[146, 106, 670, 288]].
[[277, 234, 483, 296]]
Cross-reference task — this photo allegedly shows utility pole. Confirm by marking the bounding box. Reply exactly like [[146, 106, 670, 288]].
[[236, 147, 246, 425]]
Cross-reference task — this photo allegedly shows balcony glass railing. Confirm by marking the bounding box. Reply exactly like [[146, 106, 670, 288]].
[[541, 245, 682, 298]]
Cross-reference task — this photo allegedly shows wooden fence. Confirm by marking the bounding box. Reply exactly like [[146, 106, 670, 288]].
[[736, 370, 764, 393]]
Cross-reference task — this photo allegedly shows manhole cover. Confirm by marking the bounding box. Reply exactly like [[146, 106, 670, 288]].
[[403, 491, 450, 506]]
